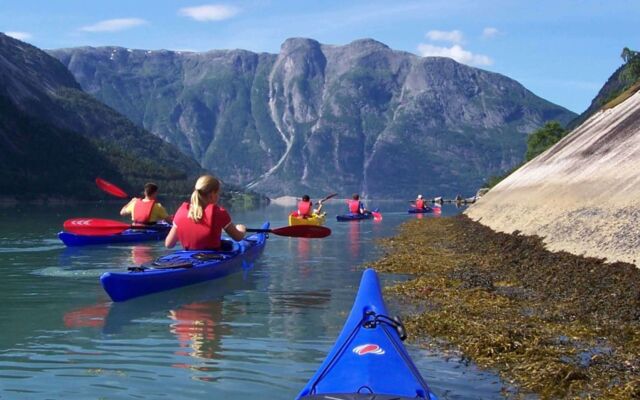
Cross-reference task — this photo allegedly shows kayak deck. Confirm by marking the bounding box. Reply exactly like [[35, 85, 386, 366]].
[[289, 213, 327, 226], [58, 223, 171, 246], [297, 268, 438, 400], [100, 222, 269, 302], [408, 207, 434, 214], [336, 208, 379, 222]]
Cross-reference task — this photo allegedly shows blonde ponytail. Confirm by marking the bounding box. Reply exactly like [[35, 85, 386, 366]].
[[188, 175, 220, 222]]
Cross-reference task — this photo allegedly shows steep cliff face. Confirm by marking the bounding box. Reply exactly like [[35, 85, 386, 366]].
[[466, 89, 640, 265], [52, 38, 575, 198]]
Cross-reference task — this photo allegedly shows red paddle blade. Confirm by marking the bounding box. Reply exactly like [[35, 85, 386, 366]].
[[63, 218, 130, 236], [95, 178, 128, 199], [372, 211, 382, 221], [271, 225, 331, 238]]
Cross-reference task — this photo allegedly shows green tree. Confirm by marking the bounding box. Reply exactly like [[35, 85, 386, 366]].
[[620, 47, 636, 63], [620, 47, 640, 83], [525, 121, 566, 161]]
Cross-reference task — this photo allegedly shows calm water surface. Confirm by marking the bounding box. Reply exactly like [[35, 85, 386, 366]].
[[0, 201, 506, 399]]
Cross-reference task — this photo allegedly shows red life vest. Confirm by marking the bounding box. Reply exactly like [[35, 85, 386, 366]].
[[173, 202, 231, 250], [348, 200, 361, 214], [133, 199, 155, 224], [415, 199, 425, 209], [297, 200, 313, 217]]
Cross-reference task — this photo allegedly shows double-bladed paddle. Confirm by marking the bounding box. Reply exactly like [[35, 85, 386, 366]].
[[371, 210, 382, 221], [63, 218, 331, 239], [95, 178, 128, 199], [246, 225, 331, 238], [319, 193, 338, 203]]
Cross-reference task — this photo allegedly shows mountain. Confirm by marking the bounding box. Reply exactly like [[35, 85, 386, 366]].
[[0, 33, 264, 206], [51, 38, 576, 199], [0, 32, 200, 200]]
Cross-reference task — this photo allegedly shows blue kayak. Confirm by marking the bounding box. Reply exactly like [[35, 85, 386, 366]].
[[336, 208, 379, 222], [408, 207, 434, 214], [100, 222, 269, 302], [58, 223, 171, 246], [297, 268, 438, 400]]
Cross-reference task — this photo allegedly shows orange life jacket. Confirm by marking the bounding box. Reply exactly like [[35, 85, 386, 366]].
[[297, 200, 313, 217], [173, 202, 227, 250], [415, 199, 425, 209], [133, 199, 155, 224], [348, 200, 361, 214]]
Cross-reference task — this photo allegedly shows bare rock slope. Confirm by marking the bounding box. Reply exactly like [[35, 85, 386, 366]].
[[466, 90, 640, 265]]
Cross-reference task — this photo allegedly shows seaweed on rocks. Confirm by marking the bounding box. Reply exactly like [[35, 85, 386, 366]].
[[371, 215, 640, 399]]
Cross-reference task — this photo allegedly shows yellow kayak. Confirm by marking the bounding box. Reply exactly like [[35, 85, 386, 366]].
[[288, 213, 327, 226]]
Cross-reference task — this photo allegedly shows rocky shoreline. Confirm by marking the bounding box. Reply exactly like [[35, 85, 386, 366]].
[[371, 215, 639, 399]]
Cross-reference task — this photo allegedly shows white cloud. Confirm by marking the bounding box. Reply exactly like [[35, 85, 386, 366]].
[[80, 18, 148, 33], [5, 31, 32, 41], [482, 27, 499, 39], [417, 43, 493, 66], [179, 4, 240, 22], [425, 29, 463, 44]]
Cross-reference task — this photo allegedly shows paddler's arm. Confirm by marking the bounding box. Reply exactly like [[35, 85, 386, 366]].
[[224, 222, 246, 241], [120, 198, 135, 216], [165, 224, 179, 248]]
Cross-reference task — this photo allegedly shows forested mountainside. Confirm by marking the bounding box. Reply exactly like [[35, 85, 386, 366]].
[[52, 38, 575, 198], [568, 47, 640, 129], [0, 33, 264, 205]]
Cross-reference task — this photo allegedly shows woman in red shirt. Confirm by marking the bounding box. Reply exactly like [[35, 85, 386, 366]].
[[165, 175, 246, 250]]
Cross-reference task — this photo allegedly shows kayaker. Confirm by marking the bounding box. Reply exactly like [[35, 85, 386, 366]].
[[415, 194, 427, 210], [165, 175, 246, 251], [120, 182, 170, 225], [295, 195, 324, 218], [297, 195, 313, 218], [348, 194, 368, 215]]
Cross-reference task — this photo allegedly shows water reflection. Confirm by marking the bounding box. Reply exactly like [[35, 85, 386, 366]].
[[170, 301, 228, 361], [131, 245, 154, 265], [297, 238, 310, 260], [296, 239, 313, 278], [102, 271, 257, 335], [1, 202, 510, 400], [348, 222, 360, 258], [63, 302, 110, 329]]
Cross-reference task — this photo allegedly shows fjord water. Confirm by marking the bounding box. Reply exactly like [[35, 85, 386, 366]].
[[0, 201, 505, 399]]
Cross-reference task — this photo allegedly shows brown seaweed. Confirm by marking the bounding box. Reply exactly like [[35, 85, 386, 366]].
[[371, 215, 640, 399]]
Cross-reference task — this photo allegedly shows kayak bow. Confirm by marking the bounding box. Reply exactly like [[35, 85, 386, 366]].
[[58, 222, 172, 246], [408, 207, 434, 214], [297, 268, 438, 400]]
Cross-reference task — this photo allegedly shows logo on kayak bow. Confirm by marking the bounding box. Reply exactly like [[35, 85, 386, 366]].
[[353, 344, 385, 356]]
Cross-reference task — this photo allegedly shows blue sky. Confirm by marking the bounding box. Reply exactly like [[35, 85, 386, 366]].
[[2, 0, 639, 113]]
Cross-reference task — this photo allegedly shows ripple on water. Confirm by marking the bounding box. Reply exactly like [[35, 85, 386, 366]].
[[0, 243, 64, 253], [32, 266, 105, 278]]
